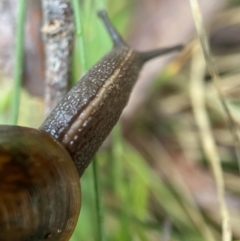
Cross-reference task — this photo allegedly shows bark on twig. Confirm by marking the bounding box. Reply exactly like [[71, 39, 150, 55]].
[[41, 0, 74, 115]]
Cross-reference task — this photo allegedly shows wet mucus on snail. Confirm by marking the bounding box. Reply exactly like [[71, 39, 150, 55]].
[[0, 10, 183, 241]]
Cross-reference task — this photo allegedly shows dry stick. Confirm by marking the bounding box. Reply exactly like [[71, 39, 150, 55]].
[[190, 45, 232, 241], [189, 1, 240, 171], [41, 0, 75, 115], [190, 2, 235, 241]]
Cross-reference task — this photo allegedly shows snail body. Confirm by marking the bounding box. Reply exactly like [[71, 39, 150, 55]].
[[0, 10, 183, 241], [40, 11, 183, 176]]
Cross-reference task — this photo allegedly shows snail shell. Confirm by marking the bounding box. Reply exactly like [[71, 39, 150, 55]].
[[0, 125, 81, 241]]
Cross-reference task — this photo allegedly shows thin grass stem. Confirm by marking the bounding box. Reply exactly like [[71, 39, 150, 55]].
[[71, 0, 87, 73], [189, 0, 240, 173], [11, 0, 27, 124], [93, 155, 106, 241], [190, 1, 233, 240]]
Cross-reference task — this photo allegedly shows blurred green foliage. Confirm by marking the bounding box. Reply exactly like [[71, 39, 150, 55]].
[[1, 0, 240, 241]]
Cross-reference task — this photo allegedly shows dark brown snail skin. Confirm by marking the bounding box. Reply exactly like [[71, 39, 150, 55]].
[[0, 10, 183, 241], [40, 10, 184, 177]]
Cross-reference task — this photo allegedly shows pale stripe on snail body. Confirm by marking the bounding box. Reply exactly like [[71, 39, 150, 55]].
[[0, 10, 183, 241], [40, 11, 183, 177]]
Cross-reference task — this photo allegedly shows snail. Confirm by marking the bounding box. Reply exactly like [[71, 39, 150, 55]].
[[0, 10, 183, 241]]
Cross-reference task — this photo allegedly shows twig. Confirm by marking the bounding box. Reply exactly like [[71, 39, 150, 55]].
[[190, 1, 236, 240], [189, 0, 240, 172], [41, 0, 75, 115], [189, 43, 232, 241]]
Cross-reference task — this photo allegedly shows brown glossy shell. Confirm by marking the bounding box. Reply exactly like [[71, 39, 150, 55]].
[[0, 125, 81, 241]]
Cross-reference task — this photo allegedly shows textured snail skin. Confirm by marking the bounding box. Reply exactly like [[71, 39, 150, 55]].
[[40, 11, 183, 177], [0, 125, 81, 241]]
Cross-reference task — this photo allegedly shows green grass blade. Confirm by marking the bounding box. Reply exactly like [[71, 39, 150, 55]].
[[93, 155, 106, 241], [11, 0, 27, 124], [71, 0, 87, 73]]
